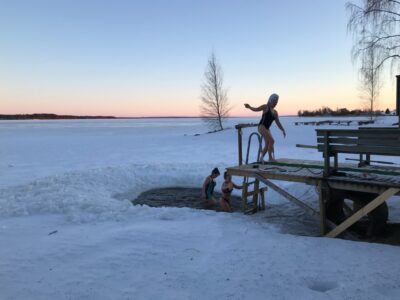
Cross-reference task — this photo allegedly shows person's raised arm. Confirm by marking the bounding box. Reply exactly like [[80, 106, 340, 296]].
[[244, 103, 266, 112], [274, 111, 286, 137]]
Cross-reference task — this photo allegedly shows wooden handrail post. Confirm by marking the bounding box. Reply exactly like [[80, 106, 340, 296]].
[[238, 128, 243, 166]]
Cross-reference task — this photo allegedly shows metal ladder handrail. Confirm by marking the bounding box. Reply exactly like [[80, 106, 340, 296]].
[[245, 132, 262, 164], [242, 132, 264, 212]]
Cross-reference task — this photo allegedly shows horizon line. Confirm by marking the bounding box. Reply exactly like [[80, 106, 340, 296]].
[[0, 113, 298, 119]]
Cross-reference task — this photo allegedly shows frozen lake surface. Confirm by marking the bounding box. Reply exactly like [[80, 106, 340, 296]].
[[1, 116, 400, 299]]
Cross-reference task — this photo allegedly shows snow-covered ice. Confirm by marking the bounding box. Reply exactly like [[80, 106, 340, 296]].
[[1, 116, 400, 299]]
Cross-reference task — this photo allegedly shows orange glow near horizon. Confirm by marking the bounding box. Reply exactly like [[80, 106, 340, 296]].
[[1, 80, 397, 117]]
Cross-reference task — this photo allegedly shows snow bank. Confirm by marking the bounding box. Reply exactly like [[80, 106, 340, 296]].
[[0, 162, 226, 222]]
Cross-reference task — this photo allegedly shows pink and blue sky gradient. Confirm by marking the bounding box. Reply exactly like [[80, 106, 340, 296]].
[[0, 0, 397, 117]]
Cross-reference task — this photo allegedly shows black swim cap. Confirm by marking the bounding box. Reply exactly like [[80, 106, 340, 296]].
[[212, 168, 220, 175]]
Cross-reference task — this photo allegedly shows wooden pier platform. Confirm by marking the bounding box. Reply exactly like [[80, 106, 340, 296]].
[[226, 158, 400, 238], [228, 158, 400, 194], [231, 123, 400, 239]]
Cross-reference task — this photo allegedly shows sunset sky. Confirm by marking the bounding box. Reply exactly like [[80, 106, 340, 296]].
[[1, 0, 398, 117]]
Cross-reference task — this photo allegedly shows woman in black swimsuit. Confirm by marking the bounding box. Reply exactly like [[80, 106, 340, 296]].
[[220, 172, 242, 212], [244, 93, 286, 162]]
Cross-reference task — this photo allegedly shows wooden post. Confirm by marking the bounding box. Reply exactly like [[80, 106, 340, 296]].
[[334, 153, 338, 170], [252, 179, 260, 211], [238, 128, 243, 166], [318, 181, 328, 235], [323, 131, 330, 177], [241, 179, 248, 212], [325, 188, 400, 238], [366, 154, 371, 165]]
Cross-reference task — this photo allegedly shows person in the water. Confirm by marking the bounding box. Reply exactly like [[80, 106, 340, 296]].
[[201, 168, 220, 206], [220, 172, 242, 212], [244, 93, 286, 162]]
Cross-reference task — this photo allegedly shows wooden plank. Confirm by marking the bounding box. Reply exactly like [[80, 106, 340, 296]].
[[316, 130, 400, 139], [359, 127, 399, 130], [325, 188, 400, 238], [227, 163, 400, 180], [328, 178, 400, 194], [317, 144, 400, 155], [316, 128, 400, 133], [317, 144, 400, 154], [357, 138, 400, 146], [296, 144, 318, 149], [325, 145, 400, 155], [316, 129, 400, 136], [235, 123, 258, 129], [227, 167, 321, 185], [269, 158, 400, 173], [316, 136, 400, 147], [255, 176, 320, 217], [242, 160, 400, 176], [317, 137, 358, 145]]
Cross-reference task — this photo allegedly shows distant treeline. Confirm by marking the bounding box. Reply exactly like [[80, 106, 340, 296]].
[[0, 114, 116, 120], [297, 107, 393, 117]]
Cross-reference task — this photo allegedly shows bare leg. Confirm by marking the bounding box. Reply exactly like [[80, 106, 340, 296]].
[[205, 198, 217, 208], [220, 198, 231, 212], [259, 127, 275, 161], [258, 125, 269, 162], [264, 130, 275, 161]]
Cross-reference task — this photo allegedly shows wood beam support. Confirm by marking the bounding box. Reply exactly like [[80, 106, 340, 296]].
[[325, 188, 400, 238]]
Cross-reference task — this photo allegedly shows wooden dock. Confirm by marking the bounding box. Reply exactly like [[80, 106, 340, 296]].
[[228, 123, 400, 239], [227, 158, 400, 237], [228, 159, 400, 193]]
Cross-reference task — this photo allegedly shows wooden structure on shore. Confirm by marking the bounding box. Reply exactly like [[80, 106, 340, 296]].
[[226, 124, 400, 238]]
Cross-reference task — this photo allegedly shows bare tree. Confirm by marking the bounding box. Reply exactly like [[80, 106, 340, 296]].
[[200, 52, 230, 131], [347, 0, 400, 73], [359, 44, 382, 119]]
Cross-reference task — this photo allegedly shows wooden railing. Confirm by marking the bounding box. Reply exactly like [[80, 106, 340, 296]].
[[316, 128, 400, 176]]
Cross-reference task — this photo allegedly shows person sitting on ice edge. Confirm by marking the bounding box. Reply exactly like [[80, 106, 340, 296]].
[[201, 168, 220, 206], [244, 93, 286, 162]]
